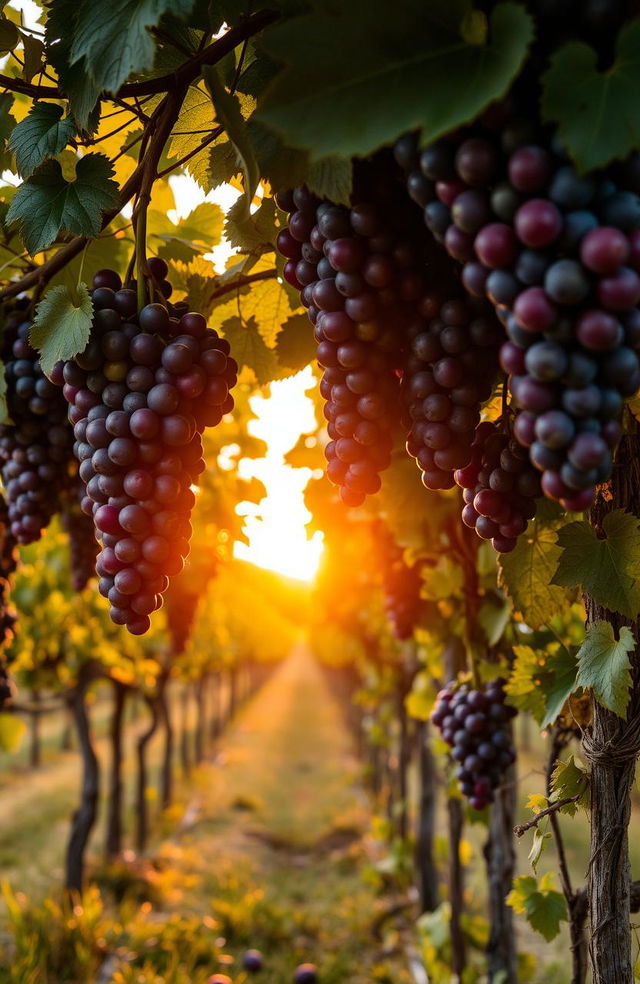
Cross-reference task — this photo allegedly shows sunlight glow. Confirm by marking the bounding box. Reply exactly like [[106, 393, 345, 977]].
[[234, 367, 324, 582]]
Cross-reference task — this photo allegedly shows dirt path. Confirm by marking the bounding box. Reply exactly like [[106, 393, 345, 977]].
[[147, 644, 412, 984]]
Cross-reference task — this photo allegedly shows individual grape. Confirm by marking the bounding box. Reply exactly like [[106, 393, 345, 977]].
[[59, 270, 236, 634], [431, 678, 517, 809]]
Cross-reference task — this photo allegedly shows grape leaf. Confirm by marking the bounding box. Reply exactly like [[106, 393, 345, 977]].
[[551, 510, 640, 619], [506, 643, 578, 728], [550, 755, 589, 816], [204, 66, 259, 211], [307, 156, 353, 205], [507, 874, 567, 942], [221, 316, 282, 386], [575, 621, 635, 717], [31, 283, 94, 377], [540, 648, 579, 730], [0, 93, 16, 172], [20, 31, 44, 83], [257, 2, 533, 159], [541, 20, 640, 173], [46, 0, 105, 129], [69, 0, 195, 97], [6, 153, 119, 255], [0, 17, 18, 55], [275, 313, 316, 371], [224, 196, 278, 255], [9, 103, 75, 178], [498, 501, 569, 629], [208, 140, 242, 190]]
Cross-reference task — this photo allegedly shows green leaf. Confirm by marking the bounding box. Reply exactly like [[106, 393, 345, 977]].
[[221, 316, 282, 386], [528, 827, 551, 873], [0, 93, 16, 172], [204, 65, 259, 211], [246, 120, 308, 194], [9, 103, 75, 178], [0, 17, 19, 55], [540, 648, 579, 730], [69, 0, 195, 97], [552, 510, 640, 619], [258, 2, 533, 159], [498, 502, 569, 629], [307, 156, 353, 204], [6, 153, 119, 255], [208, 140, 242, 190], [153, 201, 224, 263], [541, 20, 640, 173], [275, 313, 316, 371], [31, 283, 94, 377], [550, 755, 590, 816], [576, 620, 635, 717], [46, 0, 102, 128], [507, 874, 567, 942], [20, 31, 44, 83], [224, 196, 277, 255], [0, 713, 25, 752]]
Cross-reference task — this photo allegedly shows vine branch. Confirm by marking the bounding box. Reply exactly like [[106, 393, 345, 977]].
[[513, 794, 582, 837]]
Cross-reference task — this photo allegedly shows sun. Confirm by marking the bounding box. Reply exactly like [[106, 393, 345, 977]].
[[233, 367, 324, 582]]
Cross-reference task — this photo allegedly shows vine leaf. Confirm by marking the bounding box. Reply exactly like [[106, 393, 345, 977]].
[[0, 93, 16, 172], [498, 501, 568, 629], [550, 755, 590, 816], [507, 874, 567, 941], [31, 284, 93, 377], [541, 19, 640, 173], [69, 0, 195, 99], [551, 510, 640, 619], [257, 1, 533, 159], [6, 153, 119, 255], [221, 316, 282, 386], [0, 17, 19, 55], [9, 103, 75, 179], [506, 643, 578, 729], [575, 621, 634, 718], [204, 65, 260, 220], [275, 313, 317, 372]]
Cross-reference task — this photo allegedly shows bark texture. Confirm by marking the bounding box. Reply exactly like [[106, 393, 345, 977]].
[[65, 668, 100, 892], [586, 425, 640, 984], [415, 719, 439, 913], [484, 762, 517, 984]]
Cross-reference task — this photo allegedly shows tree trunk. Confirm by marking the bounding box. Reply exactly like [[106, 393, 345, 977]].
[[105, 680, 127, 860], [415, 720, 439, 913], [180, 683, 191, 777], [159, 677, 173, 810], [229, 667, 238, 720], [136, 695, 160, 853], [209, 672, 221, 743], [586, 427, 640, 984], [484, 762, 518, 984], [29, 688, 41, 768], [65, 669, 100, 893], [60, 697, 73, 751], [447, 796, 466, 981], [194, 677, 205, 764], [397, 684, 410, 842]]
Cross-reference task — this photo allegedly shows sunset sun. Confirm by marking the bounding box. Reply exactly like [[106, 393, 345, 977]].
[[233, 367, 324, 582]]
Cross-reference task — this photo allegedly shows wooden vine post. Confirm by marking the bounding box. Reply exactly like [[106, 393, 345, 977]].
[[585, 421, 640, 984]]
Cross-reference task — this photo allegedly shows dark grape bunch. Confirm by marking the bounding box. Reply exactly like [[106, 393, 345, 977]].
[[394, 120, 640, 511], [60, 480, 99, 592], [455, 420, 541, 552], [0, 311, 75, 544], [55, 259, 237, 634], [275, 156, 439, 505], [380, 534, 422, 639], [431, 678, 517, 810], [402, 292, 504, 490], [0, 495, 18, 710]]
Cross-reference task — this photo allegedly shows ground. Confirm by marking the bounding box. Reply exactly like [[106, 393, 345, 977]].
[[0, 646, 413, 983]]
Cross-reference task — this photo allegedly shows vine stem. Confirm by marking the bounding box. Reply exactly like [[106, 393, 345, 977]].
[[513, 794, 582, 837]]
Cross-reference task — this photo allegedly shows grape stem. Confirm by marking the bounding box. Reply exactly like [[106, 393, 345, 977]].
[[513, 793, 582, 837]]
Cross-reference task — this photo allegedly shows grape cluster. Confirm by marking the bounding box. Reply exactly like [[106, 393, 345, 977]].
[[402, 292, 504, 489], [0, 496, 18, 709], [454, 420, 540, 552], [55, 261, 237, 634], [61, 482, 99, 592], [431, 678, 517, 810], [275, 157, 434, 505], [394, 121, 640, 509], [0, 314, 74, 544], [380, 537, 422, 640]]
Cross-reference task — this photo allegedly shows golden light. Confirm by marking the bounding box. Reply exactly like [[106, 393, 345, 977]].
[[234, 367, 324, 582]]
